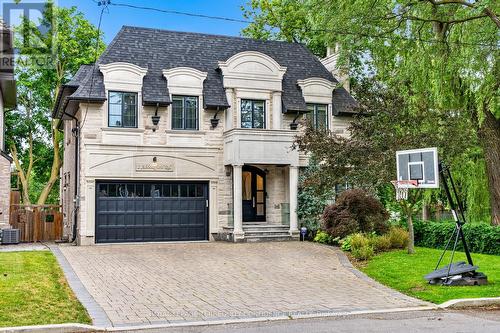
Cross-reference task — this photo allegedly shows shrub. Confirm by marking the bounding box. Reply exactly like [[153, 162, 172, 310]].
[[298, 158, 335, 236], [340, 234, 353, 251], [388, 227, 410, 249], [351, 245, 375, 260], [350, 233, 369, 250], [370, 234, 392, 252], [322, 189, 390, 239], [313, 230, 334, 244], [413, 220, 500, 255]]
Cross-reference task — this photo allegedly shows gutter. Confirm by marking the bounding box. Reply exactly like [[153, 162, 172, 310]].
[[59, 110, 80, 244]]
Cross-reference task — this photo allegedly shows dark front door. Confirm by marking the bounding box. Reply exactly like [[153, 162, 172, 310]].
[[95, 181, 208, 243], [242, 166, 266, 222]]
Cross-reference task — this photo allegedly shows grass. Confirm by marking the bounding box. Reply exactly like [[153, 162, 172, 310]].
[[357, 247, 500, 304], [0, 251, 91, 327]]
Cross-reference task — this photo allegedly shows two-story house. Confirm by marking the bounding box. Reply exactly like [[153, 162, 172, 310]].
[[53, 26, 356, 245], [0, 21, 16, 230]]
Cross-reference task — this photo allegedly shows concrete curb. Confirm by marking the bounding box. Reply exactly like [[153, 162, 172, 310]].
[[0, 323, 100, 333], [323, 244, 433, 307], [0, 306, 436, 333], [438, 297, 500, 309], [5, 297, 499, 333]]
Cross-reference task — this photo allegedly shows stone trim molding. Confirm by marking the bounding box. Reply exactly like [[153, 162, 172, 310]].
[[99, 62, 148, 86], [297, 77, 335, 91], [162, 67, 208, 96], [297, 77, 335, 101], [219, 51, 287, 90]]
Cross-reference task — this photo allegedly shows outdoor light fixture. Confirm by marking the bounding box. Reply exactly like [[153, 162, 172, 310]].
[[289, 112, 301, 130], [152, 156, 158, 168], [151, 103, 160, 131], [211, 108, 221, 128], [300, 227, 307, 241]]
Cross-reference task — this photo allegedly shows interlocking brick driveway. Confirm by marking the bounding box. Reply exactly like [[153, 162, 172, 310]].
[[59, 242, 429, 326]]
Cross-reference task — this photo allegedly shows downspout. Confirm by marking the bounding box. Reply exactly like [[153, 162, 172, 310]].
[[60, 111, 80, 243]]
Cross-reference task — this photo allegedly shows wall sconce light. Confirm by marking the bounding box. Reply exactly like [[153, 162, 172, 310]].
[[211, 107, 221, 129], [290, 112, 301, 130], [152, 156, 158, 167], [152, 103, 160, 131]]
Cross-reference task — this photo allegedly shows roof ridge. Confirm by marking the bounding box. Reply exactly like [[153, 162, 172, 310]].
[[120, 25, 305, 47]]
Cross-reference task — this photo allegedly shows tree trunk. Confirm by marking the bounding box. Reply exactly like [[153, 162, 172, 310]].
[[10, 145, 31, 205], [478, 111, 500, 225], [37, 125, 62, 205], [422, 204, 430, 221], [407, 213, 415, 254]]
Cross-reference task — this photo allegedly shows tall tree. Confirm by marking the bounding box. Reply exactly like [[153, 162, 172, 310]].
[[296, 80, 478, 253], [243, 0, 500, 225], [6, 4, 105, 204]]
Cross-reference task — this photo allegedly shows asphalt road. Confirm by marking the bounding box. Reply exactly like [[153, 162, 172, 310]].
[[128, 309, 500, 333]]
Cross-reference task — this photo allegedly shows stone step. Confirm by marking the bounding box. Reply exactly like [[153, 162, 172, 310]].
[[243, 225, 289, 232], [244, 232, 291, 237], [244, 234, 294, 242]]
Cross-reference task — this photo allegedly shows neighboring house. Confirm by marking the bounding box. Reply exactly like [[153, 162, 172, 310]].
[[52, 26, 356, 245], [0, 21, 16, 230]]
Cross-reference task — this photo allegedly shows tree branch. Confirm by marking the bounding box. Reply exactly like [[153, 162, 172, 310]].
[[427, 0, 500, 28]]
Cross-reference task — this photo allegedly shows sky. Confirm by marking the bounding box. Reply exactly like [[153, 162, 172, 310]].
[[58, 0, 250, 44]]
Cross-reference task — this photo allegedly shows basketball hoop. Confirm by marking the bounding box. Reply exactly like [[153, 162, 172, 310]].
[[391, 180, 418, 201]]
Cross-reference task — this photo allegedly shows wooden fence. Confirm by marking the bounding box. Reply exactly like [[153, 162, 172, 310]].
[[9, 204, 63, 242]]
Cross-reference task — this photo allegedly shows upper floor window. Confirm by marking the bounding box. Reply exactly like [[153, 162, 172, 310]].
[[306, 104, 328, 130], [172, 95, 198, 130], [241, 99, 265, 129], [108, 91, 138, 128]]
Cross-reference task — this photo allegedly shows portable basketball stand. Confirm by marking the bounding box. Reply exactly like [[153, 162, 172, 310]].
[[423, 162, 488, 286]]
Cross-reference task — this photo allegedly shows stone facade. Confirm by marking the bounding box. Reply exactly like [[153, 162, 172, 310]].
[[0, 82, 13, 230], [58, 37, 353, 245], [0, 156, 10, 229]]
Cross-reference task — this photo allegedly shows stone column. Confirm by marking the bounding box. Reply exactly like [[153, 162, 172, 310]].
[[225, 88, 234, 130], [272, 91, 282, 129], [289, 165, 299, 237], [232, 164, 244, 241]]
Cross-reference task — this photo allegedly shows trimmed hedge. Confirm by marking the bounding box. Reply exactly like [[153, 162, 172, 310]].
[[413, 220, 500, 255]]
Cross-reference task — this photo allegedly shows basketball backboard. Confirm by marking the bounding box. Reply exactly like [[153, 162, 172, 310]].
[[396, 147, 439, 188]]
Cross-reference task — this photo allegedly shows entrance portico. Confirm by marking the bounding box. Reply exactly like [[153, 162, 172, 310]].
[[223, 128, 301, 242], [231, 164, 299, 242]]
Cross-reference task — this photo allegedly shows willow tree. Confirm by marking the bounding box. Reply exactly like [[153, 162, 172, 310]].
[[243, 0, 500, 225], [7, 5, 105, 204]]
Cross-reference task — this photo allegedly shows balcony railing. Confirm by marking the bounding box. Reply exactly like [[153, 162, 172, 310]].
[[223, 128, 299, 166]]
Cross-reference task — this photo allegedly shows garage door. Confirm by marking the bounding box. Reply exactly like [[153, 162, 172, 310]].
[[95, 181, 208, 243]]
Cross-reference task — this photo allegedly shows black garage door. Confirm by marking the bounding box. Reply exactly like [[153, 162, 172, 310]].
[[95, 181, 208, 243]]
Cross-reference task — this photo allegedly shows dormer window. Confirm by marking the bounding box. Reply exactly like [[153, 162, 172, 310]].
[[306, 103, 328, 130], [172, 95, 199, 130], [108, 91, 138, 128]]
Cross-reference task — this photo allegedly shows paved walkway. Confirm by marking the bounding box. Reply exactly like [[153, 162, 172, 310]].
[[0, 243, 49, 252], [58, 242, 429, 326]]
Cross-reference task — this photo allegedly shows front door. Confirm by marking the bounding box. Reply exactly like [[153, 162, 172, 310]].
[[242, 166, 266, 222]]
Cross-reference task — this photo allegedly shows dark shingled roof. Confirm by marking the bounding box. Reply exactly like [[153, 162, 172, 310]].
[[54, 26, 357, 118], [332, 87, 358, 115]]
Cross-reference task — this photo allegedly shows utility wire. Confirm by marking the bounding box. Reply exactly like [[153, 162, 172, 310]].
[[109, 1, 497, 48], [80, 1, 108, 130], [110, 2, 252, 24]]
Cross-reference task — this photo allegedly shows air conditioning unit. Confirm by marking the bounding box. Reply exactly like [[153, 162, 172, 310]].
[[1, 229, 20, 245]]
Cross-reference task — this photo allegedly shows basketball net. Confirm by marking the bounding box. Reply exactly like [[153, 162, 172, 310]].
[[391, 180, 418, 201]]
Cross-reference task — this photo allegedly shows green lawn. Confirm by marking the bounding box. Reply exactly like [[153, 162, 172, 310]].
[[0, 251, 91, 327], [358, 247, 500, 304]]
